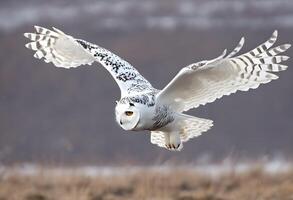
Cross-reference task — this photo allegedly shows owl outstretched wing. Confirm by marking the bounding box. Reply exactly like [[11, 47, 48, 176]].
[[24, 26, 153, 97], [156, 31, 290, 112]]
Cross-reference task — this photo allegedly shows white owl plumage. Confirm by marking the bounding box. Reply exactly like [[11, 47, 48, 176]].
[[24, 26, 290, 151]]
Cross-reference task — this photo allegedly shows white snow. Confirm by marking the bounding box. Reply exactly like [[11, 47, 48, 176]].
[[0, 158, 291, 179]]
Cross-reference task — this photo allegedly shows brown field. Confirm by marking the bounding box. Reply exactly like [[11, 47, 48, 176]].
[[0, 166, 293, 200]]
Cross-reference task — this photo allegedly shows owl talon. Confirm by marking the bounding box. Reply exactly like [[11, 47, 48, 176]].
[[165, 143, 181, 150]]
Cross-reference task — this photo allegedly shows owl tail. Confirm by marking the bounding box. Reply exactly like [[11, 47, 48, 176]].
[[176, 114, 213, 143]]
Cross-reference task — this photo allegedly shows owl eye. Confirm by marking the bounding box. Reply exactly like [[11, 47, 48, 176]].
[[125, 111, 134, 116]]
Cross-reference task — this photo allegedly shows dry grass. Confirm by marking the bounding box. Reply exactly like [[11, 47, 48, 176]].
[[0, 167, 293, 200]]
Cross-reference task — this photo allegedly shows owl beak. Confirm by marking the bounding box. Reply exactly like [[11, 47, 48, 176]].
[[120, 120, 123, 125]]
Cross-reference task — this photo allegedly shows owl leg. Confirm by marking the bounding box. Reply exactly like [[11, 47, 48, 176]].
[[165, 132, 182, 151], [164, 132, 171, 149]]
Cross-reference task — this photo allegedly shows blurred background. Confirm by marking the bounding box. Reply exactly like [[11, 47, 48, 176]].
[[0, 0, 292, 165]]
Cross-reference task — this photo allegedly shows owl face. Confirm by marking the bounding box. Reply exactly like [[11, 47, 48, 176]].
[[115, 102, 140, 130]]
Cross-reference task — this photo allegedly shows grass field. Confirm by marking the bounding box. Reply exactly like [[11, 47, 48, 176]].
[[0, 164, 292, 200]]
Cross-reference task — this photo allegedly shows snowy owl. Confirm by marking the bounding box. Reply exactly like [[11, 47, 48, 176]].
[[24, 26, 290, 151]]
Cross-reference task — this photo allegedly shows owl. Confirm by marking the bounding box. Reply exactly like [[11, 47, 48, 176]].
[[24, 26, 290, 151]]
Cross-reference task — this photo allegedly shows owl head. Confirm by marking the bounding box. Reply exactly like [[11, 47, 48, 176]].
[[115, 101, 140, 130]]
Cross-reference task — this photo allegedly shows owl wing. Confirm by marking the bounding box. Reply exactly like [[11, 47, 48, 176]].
[[156, 31, 291, 112], [24, 26, 153, 97]]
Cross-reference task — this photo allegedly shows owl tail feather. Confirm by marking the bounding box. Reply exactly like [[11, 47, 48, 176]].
[[177, 114, 213, 143]]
